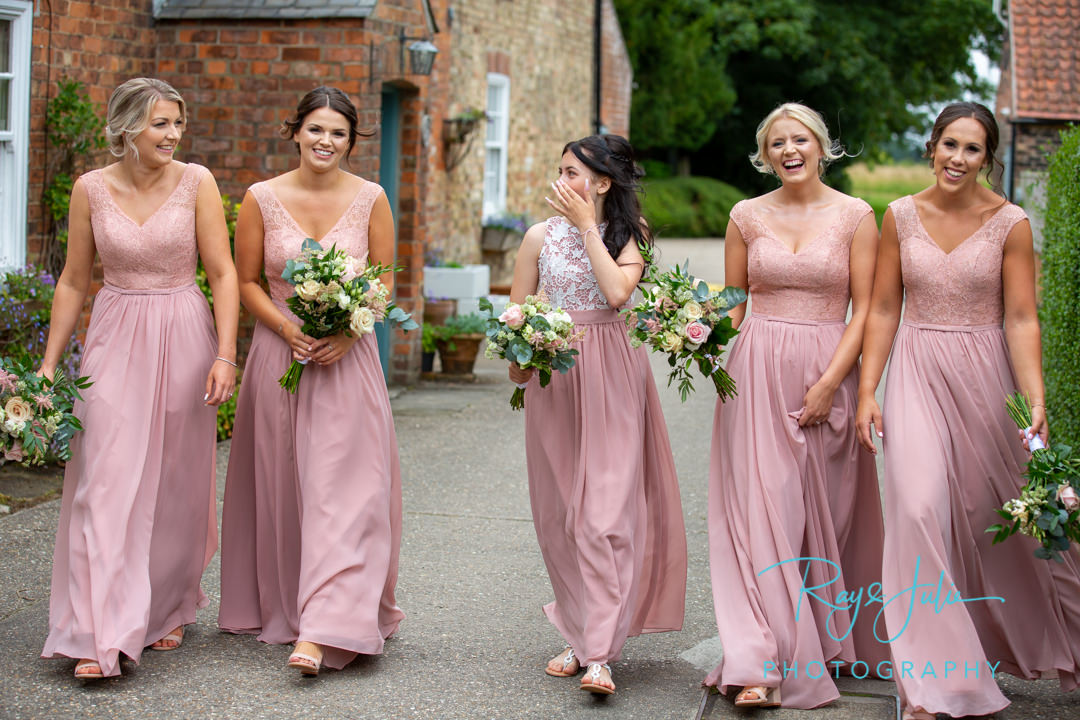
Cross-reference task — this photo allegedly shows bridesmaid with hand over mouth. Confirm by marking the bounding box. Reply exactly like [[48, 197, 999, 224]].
[[218, 86, 404, 676], [510, 134, 687, 696], [856, 101, 1080, 720], [41, 77, 239, 679], [705, 103, 885, 710]]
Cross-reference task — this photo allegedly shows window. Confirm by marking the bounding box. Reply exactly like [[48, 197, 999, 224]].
[[482, 73, 509, 219], [0, 1, 30, 270]]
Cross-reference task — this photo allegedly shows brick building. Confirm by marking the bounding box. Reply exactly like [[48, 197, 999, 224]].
[[1, 0, 632, 383], [995, 0, 1080, 251]]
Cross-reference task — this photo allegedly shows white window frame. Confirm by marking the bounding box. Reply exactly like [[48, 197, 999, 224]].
[[0, 0, 31, 270], [482, 72, 510, 219]]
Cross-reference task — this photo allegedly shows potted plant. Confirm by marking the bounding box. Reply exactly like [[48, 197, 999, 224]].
[[481, 212, 529, 251], [421, 323, 437, 373], [431, 313, 487, 375], [423, 294, 457, 327]]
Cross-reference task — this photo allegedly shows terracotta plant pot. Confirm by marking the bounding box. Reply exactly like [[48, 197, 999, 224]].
[[435, 334, 485, 375], [423, 298, 457, 327]]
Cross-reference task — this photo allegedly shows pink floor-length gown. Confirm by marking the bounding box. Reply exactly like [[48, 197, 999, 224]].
[[218, 179, 404, 669], [524, 216, 686, 667], [42, 163, 219, 676], [705, 198, 886, 708], [881, 196, 1080, 716]]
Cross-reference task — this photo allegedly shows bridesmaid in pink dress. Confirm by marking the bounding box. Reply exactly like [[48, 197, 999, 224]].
[[39, 78, 239, 679], [508, 134, 687, 696], [218, 87, 404, 675], [705, 103, 884, 709], [856, 102, 1080, 719]]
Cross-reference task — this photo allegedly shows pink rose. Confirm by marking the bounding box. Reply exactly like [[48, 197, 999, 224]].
[[3, 441, 23, 463], [1058, 484, 1080, 512], [341, 256, 365, 283], [499, 305, 526, 330], [684, 320, 709, 347]]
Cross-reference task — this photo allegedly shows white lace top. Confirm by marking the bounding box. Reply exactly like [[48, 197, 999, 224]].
[[537, 216, 620, 311]]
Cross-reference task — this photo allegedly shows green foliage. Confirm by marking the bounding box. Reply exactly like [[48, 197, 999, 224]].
[[41, 80, 107, 278], [642, 176, 745, 237], [430, 313, 487, 351], [616, 0, 1001, 191], [216, 379, 239, 442], [1040, 124, 1080, 448]]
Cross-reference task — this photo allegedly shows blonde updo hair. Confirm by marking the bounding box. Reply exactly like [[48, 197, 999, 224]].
[[105, 78, 186, 159], [749, 102, 845, 176]]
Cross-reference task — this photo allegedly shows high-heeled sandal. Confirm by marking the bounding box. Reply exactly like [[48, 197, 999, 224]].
[[580, 663, 615, 695], [901, 707, 934, 720], [74, 659, 103, 680], [545, 646, 581, 677], [734, 685, 781, 707], [287, 641, 323, 676], [150, 626, 184, 651]]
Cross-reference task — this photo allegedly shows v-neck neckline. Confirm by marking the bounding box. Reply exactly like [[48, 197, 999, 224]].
[[267, 181, 366, 244], [747, 200, 851, 255], [909, 196, 1009, 256], [101, 164, 192, 229]]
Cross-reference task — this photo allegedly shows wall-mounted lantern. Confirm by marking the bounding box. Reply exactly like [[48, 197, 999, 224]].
[[401, 32, 438, 76]]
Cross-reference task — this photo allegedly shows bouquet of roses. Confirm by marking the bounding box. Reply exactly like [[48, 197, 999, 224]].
[[479, 294, 584, 410], [987, 393, 1080, 562], [623, 261, 746, 402], [0, 356, 91, 466], [279, 238, 418, 393]]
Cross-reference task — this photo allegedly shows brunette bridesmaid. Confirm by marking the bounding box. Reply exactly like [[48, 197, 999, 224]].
[[218, 86, 404, 675], [40, 78, 239, 679], [705, 103, 885, 709], [856, 101, 1080, 719], [508, 134, 687, 695]]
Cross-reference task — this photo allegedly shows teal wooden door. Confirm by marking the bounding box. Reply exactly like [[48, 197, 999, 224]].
[[376, 86, 401, 382]]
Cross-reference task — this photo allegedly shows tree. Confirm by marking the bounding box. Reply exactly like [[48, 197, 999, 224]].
[[615, 0, 1002, 189]]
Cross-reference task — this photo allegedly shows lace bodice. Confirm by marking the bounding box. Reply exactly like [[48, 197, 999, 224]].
[[250, 179, 383, 308], [732, 197, 872, 322], [537, 216, 619, 311], [81, 163, 207, 290], [892, 195, 1027, 326]]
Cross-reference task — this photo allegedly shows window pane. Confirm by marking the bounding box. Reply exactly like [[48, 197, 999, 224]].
[[0, 78, 9, 133], [0, 20, 10, 74]]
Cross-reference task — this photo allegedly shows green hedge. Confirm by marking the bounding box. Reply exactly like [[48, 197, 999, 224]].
[[642, 176, 745, 238], [1041, 124, 1080, 447]]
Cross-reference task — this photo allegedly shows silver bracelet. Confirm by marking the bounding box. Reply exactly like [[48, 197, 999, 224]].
[[215, 356, 238, 368]]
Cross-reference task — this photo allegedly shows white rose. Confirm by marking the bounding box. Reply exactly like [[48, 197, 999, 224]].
[[4, 397, 32, 424], [296, 279, 322, 302], [337, 291, 352, 310], [683, 300, 703, 320], [350, 307, 376, 335]]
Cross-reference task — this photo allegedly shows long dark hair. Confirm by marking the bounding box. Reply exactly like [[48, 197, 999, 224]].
[[924, 101, 1004, 194], [280, 86, 375, 160], [563, 134, 653, 265]]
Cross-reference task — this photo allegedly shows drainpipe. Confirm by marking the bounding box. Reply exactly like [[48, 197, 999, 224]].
[[593, 0, 603, 135]]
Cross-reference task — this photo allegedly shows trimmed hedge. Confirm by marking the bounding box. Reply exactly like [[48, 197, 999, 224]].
[[1041, 124, 1080, 448], [642, 176, 745, 238]]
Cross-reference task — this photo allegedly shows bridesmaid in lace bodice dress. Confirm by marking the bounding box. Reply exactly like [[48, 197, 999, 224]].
[[218, 87, 404, 676], [509, 135, 686, 695], [40, 79, 239, 679], [857, 102, 1080, 719], [705, 104, 885, 709]]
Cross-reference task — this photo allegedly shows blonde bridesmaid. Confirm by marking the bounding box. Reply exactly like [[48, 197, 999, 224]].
[[509, 134, 686, 695], [41, 77, 238, 679]]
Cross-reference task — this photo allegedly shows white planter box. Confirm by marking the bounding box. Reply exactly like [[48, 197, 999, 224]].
[[423, 265, 490, 300]]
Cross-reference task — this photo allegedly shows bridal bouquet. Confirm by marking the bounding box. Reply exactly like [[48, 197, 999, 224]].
[[987, 393, 1080, 562], [0, 356, 90, 466], [479, 294, 584, 410], [624, 261, 746, 402], [279, 238, 418, 393]]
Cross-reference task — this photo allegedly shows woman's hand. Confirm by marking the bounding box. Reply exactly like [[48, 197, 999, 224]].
[[855, 395, 884, 454], [204, 359, 237, 406], [546, 178, 597, 234], [799, 380, 837, 427], [509, 363, 534, 385], [36, 366, 56, 383], [281, 320, 317, 363], [309, 331, 359, 366], [1021, 404, 1049, 451]]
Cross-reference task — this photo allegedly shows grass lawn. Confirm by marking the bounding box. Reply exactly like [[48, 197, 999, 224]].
[[846, 162, 932, 225]]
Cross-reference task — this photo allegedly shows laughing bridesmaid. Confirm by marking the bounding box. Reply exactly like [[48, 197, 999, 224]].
[[40, 78, 238, 679], [218, 86, 404, 675], [509, 134, 686, 696]]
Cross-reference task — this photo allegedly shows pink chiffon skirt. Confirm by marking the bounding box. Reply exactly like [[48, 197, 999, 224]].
[[42, 284, 219, 677], [218, 320, 404, 669], [705, 314, 885, 709], [523, 309, 686, 666], [881, 321, 1080, 716]]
